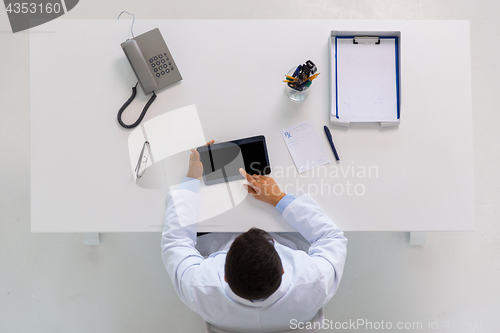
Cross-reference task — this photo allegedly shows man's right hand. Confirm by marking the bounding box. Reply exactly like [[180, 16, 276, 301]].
[[239, 168, 286, 207]]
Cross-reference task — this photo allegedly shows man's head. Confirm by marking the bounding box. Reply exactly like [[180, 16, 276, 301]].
[[225, 228, 283, 301]]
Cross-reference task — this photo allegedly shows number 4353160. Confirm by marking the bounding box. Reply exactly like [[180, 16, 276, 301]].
[[6, 2, 62, 14]]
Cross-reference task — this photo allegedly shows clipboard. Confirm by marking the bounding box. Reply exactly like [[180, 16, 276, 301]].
[[329, 31, 401, 127]]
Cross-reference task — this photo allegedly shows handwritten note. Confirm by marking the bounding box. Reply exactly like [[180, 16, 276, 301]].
[[281, 120, 330, 174]]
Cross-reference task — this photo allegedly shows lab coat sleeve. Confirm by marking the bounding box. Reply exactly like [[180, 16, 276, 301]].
[[281, 194, 347, 305], [161, 184, 204, 312]]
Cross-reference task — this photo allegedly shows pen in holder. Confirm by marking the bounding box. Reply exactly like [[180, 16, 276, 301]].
[[284, 60, 319, 102]]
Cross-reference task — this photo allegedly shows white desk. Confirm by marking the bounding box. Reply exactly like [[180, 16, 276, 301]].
[[30, 19, 473, 232]]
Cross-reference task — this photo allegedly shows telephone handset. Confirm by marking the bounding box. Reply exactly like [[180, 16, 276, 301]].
[[118, 28, 182, 129]]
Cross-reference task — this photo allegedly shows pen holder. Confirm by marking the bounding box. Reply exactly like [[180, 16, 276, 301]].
[[285, 67, 311, 102]]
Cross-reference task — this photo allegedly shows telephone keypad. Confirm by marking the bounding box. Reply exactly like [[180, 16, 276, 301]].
[[149, 53, 176, 77]]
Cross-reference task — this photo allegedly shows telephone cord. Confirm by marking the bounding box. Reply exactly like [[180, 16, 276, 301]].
[[117, 82, 157, 129]]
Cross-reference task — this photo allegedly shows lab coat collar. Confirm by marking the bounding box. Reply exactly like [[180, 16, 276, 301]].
[[220, 245, 292, 308]]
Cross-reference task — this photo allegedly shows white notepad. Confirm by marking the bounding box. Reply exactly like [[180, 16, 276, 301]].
[[336, 38, 398, 122], [281, 120, 330, 174]]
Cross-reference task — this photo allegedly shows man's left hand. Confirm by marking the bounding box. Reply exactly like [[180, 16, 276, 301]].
[[187, 140, 215, 179]]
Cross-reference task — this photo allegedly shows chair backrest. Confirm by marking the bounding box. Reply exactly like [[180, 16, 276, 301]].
[[205, 308, 324, 333]]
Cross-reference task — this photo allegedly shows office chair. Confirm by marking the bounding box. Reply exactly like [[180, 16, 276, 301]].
[[205, 308, 324, 333]]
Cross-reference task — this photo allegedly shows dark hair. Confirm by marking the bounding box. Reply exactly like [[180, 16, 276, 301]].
[[225, 227, 283, 300]]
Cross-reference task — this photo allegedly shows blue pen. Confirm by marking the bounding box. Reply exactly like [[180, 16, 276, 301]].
[[324, 126, 340, 162]]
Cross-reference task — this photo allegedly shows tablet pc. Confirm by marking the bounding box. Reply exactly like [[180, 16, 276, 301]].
[[197, 135, 271, 186]]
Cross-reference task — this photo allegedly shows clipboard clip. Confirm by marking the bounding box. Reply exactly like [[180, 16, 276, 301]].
[[353, 36, 380, 45]]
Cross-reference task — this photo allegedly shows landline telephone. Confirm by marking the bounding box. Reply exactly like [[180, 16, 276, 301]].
[[118, 28, 182, 129]]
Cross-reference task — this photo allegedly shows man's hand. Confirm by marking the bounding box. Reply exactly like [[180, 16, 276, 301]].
[[240, 168, 286, 206], [187, 140, 215, 179]]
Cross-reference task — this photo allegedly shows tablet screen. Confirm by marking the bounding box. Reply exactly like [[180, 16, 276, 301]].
[[197, 136, 271, 185]]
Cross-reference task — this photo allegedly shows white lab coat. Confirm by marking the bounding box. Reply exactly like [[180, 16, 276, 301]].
[[161, 187, 347, 333]]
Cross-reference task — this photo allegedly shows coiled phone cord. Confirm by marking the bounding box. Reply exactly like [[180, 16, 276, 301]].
[[117, 82, 157, 129]]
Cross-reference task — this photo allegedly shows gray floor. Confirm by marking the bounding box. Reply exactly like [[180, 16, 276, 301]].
[[1, 1, 499, 332]]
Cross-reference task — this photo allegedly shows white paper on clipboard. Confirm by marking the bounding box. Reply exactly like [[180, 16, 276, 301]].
[[336, 37, 398, 122]]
